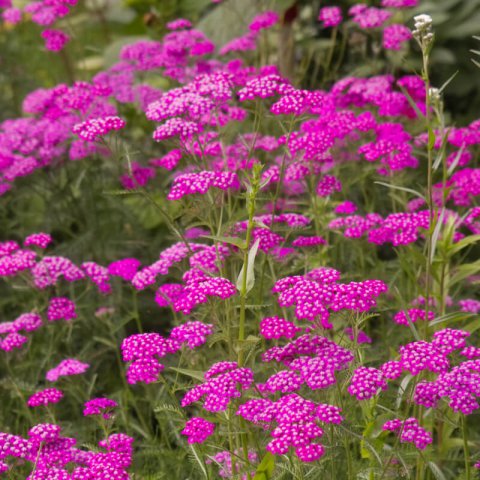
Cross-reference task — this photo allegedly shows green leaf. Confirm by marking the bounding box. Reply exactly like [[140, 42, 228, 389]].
[[374, 182, 425, 200], [168, 367, 205, 382], [253, 452, 275, 480], [236, 238, 261, 294], [427, 461, 448, 480], [447, 234, 480, 256], [201, 235, 246, 249], [428, 127, 436, 151], [450, 260, 480, 286]]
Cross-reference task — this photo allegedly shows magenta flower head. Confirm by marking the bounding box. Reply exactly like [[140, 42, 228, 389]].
[[249, 11, 279, 32], [47, 297, 76, 322], [46, 359, 90, 381], [318, 7, 343, 28], [181, 417, 215, 444], [24, 233, 52, 249], [0, 332, 28, 352], [28, 423, 62, 443], [27, 388, 64, 407], [41, 29, 69, 52], [72, 116, 126, 142], [383, 417, 432, 450], [83, 397, 118, 419]]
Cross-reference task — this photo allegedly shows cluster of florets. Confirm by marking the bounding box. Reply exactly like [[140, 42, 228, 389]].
[[72, 116, 126, 142], [259, 316, 301, 339], [292, 236, 327, 248], [348, 367, 387, 400], [238, 393, 342, 462], [154, 268, 236, 315], [206, 450, 258, 479], [167, 171, 240, 200], [181, 417, 215, 444], [47, 297, 77, 322], [349, 5, 392, 29], [458, 298, 480, 313], [24, 233, 52, 249], [272, 268, 387, 328], [0, 312, 42, 352], [82, 261, 112, 294], [27, 388, 64, 407], [108, 258, 141, 281], [383, 24, 412, 50], [393, 308, 435, 326], [0, 424, 133, 478], [121, 333, 168, 384], [120, 162, 156, 190], [169, 321, 214, 349], [262, 335, 353, 393], [41, 29, 69, 51], [330, 210, 442, 246], [249, 11, 279, 32], [318, 7, 343, 28], [32, 256, 85, 288], [383, 418, 432, 450], [46, 359, 90, 382], [83, 397, 118, 419], [316, 175, 342, 197], [182, 361, 253, 412]]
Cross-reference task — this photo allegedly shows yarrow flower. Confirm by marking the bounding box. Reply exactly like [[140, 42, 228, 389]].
[[249, 11, 279, 32], [182, 361, 253, 412], [383, 418, 432, 450], [169, 321, 214, 349], [318, 7, 343, 28], [46, 359, 90, 381], [24, 233, 52, 249], [167, 171, 240, 200], [259, 316, 301, 339], [121, 333, 168, 384], [41, 29, 69, 52], [383, 24, 412, 50], [348, 366, 387, 400], [83, 397, 118, 419], [181, 417, 215, 444], [27, 388, 64, 407], [47, 297, 76, 322], [72, 116, 126, 142]]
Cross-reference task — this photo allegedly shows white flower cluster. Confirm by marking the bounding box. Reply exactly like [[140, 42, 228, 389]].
[[412, 14, 434, 45]]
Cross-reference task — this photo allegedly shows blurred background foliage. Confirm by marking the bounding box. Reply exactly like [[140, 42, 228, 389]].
[[1, 0, 479, 123]]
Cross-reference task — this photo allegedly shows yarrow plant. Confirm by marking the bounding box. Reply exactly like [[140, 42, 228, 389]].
[[0, 1, 479, 479]]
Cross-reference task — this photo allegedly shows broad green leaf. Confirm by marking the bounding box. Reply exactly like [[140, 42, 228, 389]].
[[253, 452, 275, 480], [236, 238, 261, 294], [168, 367, 205, 382], [450, 260, 480, 286], [201, 235, 246, 249], [447, 234, 480, 256]]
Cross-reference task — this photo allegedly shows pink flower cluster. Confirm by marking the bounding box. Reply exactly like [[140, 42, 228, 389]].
[[238, 394, 342, 462], [383, 418, 432, 450], [46, 359, 90, 382], [318, 7, 343, 28], [167, 171, 240, 200], [181, 417, 215, 444], [182, 361, 253, 412], [0, 424, 133, 478], [72, 116, 126, 142], [83, 397, 118, 419], [41, 29, 69, 51], [272, 268, 387, 328]]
